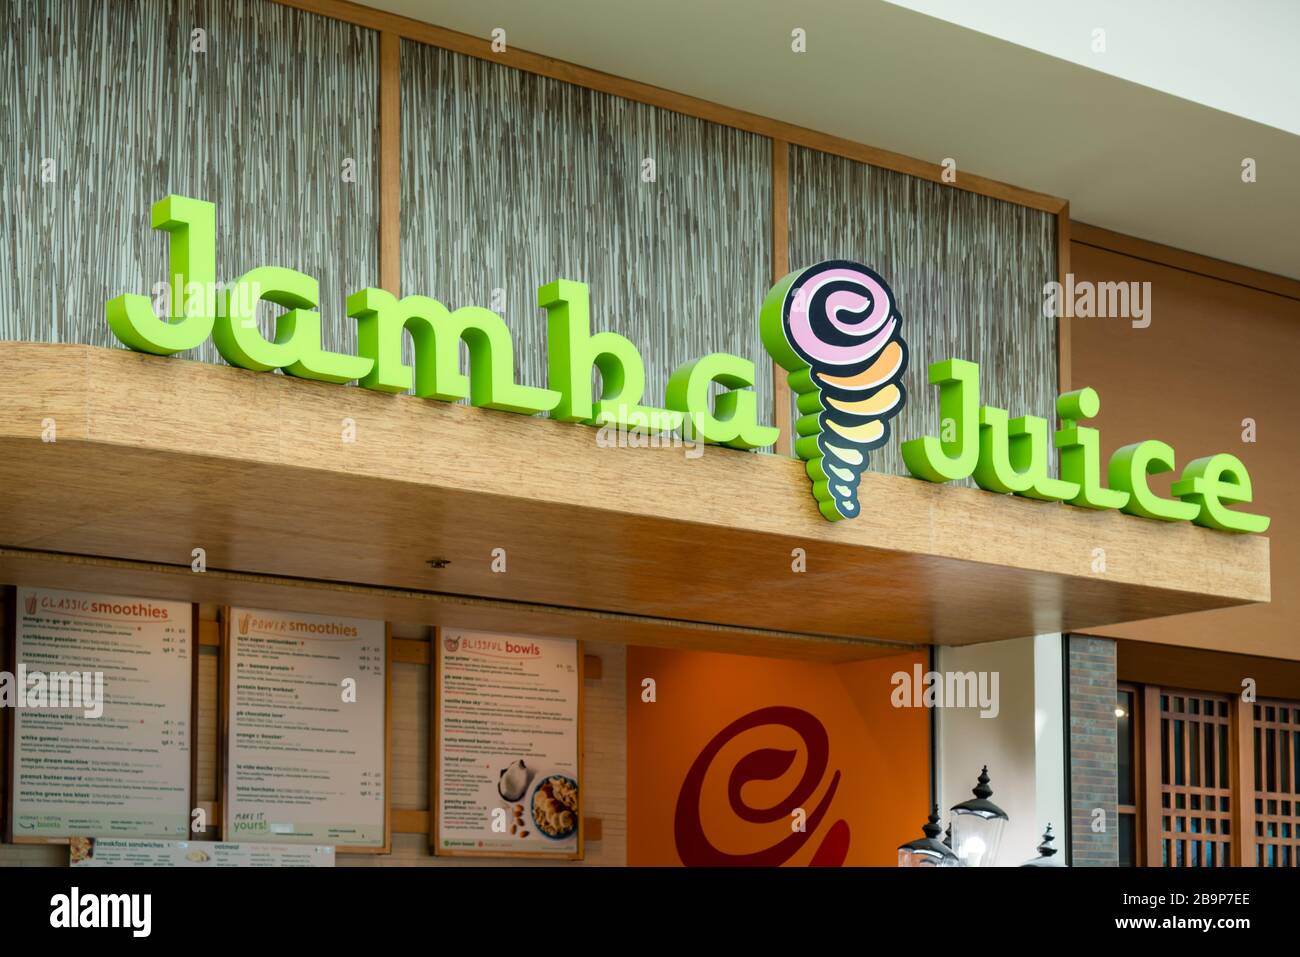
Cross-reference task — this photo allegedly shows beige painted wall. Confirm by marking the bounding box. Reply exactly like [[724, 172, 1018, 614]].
[[936, 635, 1065, 865]]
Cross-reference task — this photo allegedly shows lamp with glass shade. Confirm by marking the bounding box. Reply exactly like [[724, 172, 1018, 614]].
[[1020, 824, 1063, 867], [949, 765, 1008, 867], [897, 805, 959, 867]]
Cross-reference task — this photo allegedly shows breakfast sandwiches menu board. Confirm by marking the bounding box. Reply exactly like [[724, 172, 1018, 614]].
[[434, 629, 582, 858], [70, 837, 335, 867], [224, 608, 387, 850], [7, 587, 192, 841]]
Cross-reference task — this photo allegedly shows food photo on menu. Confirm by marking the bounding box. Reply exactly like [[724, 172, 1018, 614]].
[[497, 760, 580, 842]]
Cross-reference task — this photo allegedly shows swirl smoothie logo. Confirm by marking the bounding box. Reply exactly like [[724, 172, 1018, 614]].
[[760, 261, 908, 521], [674, 706, 850, 866]]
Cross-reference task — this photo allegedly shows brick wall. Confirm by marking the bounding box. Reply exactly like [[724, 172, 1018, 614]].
[[1068, 635, 1118, 866]]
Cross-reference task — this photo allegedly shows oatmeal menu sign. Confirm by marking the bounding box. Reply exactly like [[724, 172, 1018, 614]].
[[434, 629, 582, 859], [224, 607, 388, 851], [7, 587, 192, 841]]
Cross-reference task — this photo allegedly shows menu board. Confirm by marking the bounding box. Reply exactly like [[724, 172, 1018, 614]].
[[70, 837, 334, 867], [224, 607, 387, 850], [434, 629, 582, 858], [8, 587, 192, 840]]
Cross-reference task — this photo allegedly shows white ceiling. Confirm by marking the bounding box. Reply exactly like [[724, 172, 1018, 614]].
[[361, 0, 1300, 280], [888, 0, 1300, 136]]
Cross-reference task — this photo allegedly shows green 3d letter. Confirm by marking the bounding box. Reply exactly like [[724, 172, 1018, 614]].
[[213, 267, 372, 383], [1171, 454, 1270, 533], [106, 195, 216, 354], [1108, 440, 1199, 522], [539, 279, 672, 429], [348, 288, 558, 413], [973, 406, 1035, 494], [666, 354, 777, 449], [1054, 388, 1129, 510], [901, 359, 980, 482], [347, 288, 435, 394], [1007, 415, 1080, 502]]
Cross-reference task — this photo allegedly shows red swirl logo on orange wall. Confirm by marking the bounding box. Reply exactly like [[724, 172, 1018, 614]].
[[673, 706, 851, 866]]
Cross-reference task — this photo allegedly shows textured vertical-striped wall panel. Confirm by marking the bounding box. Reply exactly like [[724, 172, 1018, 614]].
[[0, 0, 378, 363], [401, 42, 773, 424], [788, 146, 1057, 479]]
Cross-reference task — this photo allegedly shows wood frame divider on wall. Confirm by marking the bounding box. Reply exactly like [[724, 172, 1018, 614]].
[[1116, 681, 1140, 864], [1071, 221, 1300, 304], [770, 139, 792, 455], [1056, 202, 1071, 395], [429, 627, 585, 860], [188, 602, 201, 844], [270, 0, 1073, 454], [218, 607, 393, 854], [0, 587, 12, 841], [1229, 695, 1253, 867]]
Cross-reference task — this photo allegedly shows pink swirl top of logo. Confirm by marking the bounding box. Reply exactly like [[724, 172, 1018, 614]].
[[787, 266, 897, 367]]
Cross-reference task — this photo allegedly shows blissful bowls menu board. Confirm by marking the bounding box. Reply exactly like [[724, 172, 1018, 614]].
[[8, 586, 192, 840], [434, 629, 582, 858], [224, 608, 387, 850]]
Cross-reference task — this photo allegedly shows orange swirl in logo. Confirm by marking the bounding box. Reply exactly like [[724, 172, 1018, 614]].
[[673, 706, 850, 866]]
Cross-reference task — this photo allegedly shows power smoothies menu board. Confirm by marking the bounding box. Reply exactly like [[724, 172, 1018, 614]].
[[435, 629, 581, 858], [224, 608, 386, 849], [9, 586, 192, 840]]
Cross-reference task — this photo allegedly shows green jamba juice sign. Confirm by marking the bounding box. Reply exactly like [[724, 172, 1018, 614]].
[[897, 359, 1268, 533], [761, 260, 1268, 532], [108, 196, 774, 450], [108, 196, 1267, 534]]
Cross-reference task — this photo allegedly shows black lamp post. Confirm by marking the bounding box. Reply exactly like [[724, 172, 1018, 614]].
[[949, 765, 1009, 867], [897, 805, 959, 867], [1020, 824, 1063, 867]]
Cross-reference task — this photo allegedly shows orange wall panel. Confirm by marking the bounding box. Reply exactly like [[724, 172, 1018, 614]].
[[627, 646, 930, 866]]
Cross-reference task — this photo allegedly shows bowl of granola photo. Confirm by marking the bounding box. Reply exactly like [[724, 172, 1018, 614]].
[[529, 774, 579, 841]]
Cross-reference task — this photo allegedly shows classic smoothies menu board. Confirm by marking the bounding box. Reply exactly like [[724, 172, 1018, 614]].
[[435, 630, 581, 858], [9, 587, 192, 840], [224, 608, 386, 849]]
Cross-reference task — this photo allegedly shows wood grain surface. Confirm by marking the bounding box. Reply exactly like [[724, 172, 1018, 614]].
[[0, 344, 1270, 653]]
